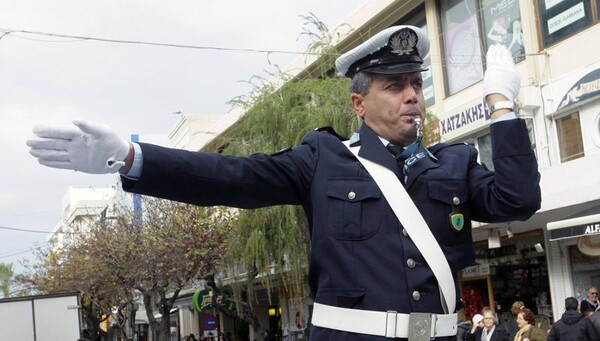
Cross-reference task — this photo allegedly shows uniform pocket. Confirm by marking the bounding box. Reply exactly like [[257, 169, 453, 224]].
[[326, 177, 382, 240], [426, 179, 470, 245]]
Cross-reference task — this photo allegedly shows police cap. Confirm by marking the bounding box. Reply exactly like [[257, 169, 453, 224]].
[[336, 25, 430, 78]]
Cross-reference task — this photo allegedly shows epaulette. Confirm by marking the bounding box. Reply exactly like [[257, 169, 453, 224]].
[[270, 146, 293, 156], [428, 141, 470, 154], [314, 126, 348, 141]]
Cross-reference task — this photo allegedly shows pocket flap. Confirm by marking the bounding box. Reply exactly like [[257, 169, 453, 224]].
[[427, 179, 467, 205], [327, 178, 380, 202]]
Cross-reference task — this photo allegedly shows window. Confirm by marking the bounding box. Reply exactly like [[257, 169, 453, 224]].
[[569, 243, 600, 305], [395, 5, 436, 106], [525, 117, 538, 158], [537, 0, 595, 47], [481, 0, 526, 62], [556, 112, 585, 162], [477, 133, 494, 170], [470, 230, 550, 319], [439, 0, 526, 96], [440, 0, 484, 95]]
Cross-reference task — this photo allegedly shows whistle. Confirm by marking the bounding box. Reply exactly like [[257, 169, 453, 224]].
[[412, 116, 423, 138]]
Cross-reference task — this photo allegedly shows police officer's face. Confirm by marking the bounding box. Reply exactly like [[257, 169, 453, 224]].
[[351, 72, 425, 147]]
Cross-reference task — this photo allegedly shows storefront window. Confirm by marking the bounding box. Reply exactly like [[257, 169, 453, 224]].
[[537, 0, 594, 47], [481, 0, 526, 62], [462, 230, 551, 324], [439, 0, 484, 95], [569, 242, 600, 305], [556, 112, 585, 162]]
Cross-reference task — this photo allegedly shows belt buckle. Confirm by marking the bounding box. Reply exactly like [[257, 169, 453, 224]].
[[408, 312, 435, 341]]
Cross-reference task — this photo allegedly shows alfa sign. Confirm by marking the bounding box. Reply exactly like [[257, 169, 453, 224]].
[[547, 213, 600, 241]]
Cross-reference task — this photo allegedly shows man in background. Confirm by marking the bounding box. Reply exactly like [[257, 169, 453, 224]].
[[547, 297, 598, 340]]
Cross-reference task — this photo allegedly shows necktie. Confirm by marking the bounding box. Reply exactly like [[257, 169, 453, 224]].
[[386, 143, 406, 171], [387, 136, 430, 183]]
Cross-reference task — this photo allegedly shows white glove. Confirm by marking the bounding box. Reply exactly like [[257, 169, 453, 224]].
[[483, 44, 520, 101], [27, 120, 130, 174]]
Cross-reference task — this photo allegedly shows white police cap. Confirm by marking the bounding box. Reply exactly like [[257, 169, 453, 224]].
[[336, 25, 430, 78]]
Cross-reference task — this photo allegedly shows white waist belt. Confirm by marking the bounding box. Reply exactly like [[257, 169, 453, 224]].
[[311, 302, 457, 339]]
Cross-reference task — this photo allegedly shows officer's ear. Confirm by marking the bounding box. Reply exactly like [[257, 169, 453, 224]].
[[351, 93, 366, 119]]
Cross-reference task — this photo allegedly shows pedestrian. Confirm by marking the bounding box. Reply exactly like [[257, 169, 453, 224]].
[[27, 25, 541, 340], [465, 309, 509, 341], [588, 306, 600, 337], [581, 287, 599, 315], [507, 301, 526, 340], [547, 297, 598, 340], [514, 308, 547, 341], [466, 314, 485, 339]]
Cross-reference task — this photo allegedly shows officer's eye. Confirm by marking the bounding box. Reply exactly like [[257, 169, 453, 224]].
[[412, 79, 423, 89], [386, 82, 402, 90]]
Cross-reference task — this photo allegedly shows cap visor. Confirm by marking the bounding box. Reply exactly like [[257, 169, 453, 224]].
[[365, 63, 428, 75]]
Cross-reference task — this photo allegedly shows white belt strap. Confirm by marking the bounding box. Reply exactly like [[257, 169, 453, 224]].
[[312, 303, 457, 339], [343, 141, 456, 313]]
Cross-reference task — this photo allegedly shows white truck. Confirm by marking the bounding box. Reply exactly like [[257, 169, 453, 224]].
[[0, 292, 82, 341]]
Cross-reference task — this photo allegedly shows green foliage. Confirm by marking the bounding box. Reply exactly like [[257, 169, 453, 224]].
[[0, 263, 13, 298], [208, 78, 359, 155]]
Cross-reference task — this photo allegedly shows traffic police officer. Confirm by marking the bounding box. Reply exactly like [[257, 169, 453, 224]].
[[27, 25, 541, 340]]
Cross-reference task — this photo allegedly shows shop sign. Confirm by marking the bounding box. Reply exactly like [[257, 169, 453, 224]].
[[557, 68, 600, 110], [192, 290, 235, 313], [193, 290, 213, 313], [439, 99, 490, 140], [461, 264, 490, 278], [547, 213, 600, 241]]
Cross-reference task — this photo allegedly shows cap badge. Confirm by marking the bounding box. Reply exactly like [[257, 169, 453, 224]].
[[390, 28, 417, 56]]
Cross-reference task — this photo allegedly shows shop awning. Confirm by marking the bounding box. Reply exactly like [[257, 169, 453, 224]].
[[547, 213, 600, 241]]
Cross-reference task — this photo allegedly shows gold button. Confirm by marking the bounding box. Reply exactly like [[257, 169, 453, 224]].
[[452, 196, 460, 205], [348, 191, 356, 200]]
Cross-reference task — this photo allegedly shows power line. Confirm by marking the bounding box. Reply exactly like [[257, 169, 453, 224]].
[[0, 225, 50, 234], [0, 28, 323, 56], [0, 245, 48, 260]]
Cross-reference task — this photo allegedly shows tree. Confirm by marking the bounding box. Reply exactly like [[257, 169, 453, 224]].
[[0, 262, 13, 298], [19, 191, 233, 341]]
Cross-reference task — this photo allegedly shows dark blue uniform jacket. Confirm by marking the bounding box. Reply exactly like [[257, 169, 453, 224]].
[[122, 119, 541, 340]]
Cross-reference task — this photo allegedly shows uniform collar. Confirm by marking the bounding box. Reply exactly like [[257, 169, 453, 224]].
[[350, 124, 439, 187]]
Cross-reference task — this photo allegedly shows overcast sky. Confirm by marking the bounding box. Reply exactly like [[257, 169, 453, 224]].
[[0, 0, 366, 276]]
